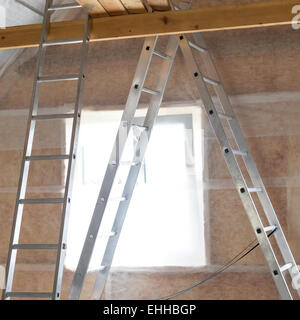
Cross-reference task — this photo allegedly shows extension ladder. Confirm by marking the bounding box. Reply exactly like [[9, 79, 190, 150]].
[[69, 22, 300, 302], [2, 0, 90, 300]]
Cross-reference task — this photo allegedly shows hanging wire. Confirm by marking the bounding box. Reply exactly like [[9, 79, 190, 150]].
[[157, 229, 277, 300]]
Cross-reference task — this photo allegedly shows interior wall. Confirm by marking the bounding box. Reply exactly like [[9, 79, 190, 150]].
[[0, 22, 300, 299]]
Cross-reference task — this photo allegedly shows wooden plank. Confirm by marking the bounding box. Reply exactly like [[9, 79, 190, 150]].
[[0, 1, 297, 50], [119, 0, 147, 14], [97, 0, 128, 16], [147, 0, 170, 11], [76, 0, 109, 17]]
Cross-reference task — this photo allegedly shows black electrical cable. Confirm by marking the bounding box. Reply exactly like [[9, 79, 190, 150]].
[[156, 240, 256, 300], [157, 228, 277, 300]]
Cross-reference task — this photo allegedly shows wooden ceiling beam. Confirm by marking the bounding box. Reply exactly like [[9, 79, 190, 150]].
[[0, 1, 297, 50]]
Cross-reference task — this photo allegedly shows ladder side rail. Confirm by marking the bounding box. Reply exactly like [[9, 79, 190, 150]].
[[91, 35, 179, 300], [91, 153, 144, 300], [191, 32, 300, 296], [2, 0, 53, 300], [69, 37, 158, 300], [51, 11, 90, 300], [178, 34, 292, 300]]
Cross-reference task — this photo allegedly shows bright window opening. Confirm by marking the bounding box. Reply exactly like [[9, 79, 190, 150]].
[[65, 106, 205, 270]]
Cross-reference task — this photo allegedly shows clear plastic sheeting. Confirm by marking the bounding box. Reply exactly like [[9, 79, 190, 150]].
[[0, 0, 44, 27], [0, 13, 300, 299], [0, 0, 84, 27]]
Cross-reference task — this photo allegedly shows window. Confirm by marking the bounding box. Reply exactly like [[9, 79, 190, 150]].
[[65, 106, 205, 270]]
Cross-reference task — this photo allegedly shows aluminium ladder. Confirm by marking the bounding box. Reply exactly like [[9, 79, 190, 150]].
[[177, 32, 300, 300], [2, 0, 90, 300], [69, 35, 179, 300], [70, 32, 300, 301], [2, 1, 298, 301]]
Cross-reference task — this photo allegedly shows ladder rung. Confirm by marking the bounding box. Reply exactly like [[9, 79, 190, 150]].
[[264, 225, 277, 232], [248, 188, 263, 193], [218, 112, 233, 121], [132, 124, 148, 130], [37, 74, 79, 83], [43, 38, 83, 46], [188, 40, 208, 53], [48, 3, 81, 11], [5, 292, 52, 298], [142, 87, 161, 96], [280, 263, 293, 272], [99, 232, 117, 238], [153, 50, 171, 60], [25, 154, 69, 161], [12, 244, 58, 250], [32, 113, 75, 120], [126, 161, 140, 166], [111, 161, 140, 166], [19, 198, 64, 204], [232, 150, 247, 156], [203, 76, 220, 86], [109, 197, 127, 202]]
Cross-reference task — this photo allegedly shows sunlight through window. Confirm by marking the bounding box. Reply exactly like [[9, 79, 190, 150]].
[[65, 106, 205, 271]]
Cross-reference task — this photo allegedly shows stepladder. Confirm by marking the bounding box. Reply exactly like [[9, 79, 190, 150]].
[[2, 0, 90, 300], [69, 30, 300, 300]]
